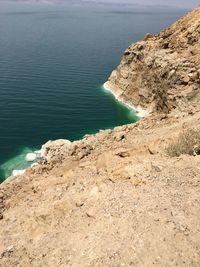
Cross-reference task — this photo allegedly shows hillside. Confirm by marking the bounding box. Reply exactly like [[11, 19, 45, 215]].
[[0, 6, 200, 267], [105, 6, 200, 115]]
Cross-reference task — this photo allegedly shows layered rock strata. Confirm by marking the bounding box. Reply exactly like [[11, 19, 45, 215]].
[[105, 6, 200, 114]]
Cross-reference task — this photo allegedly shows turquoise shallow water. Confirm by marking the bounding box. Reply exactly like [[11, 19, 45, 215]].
[[0, 3, 187, 181]]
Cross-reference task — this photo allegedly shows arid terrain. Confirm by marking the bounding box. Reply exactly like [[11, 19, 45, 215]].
[[0, 6, 200, 267]]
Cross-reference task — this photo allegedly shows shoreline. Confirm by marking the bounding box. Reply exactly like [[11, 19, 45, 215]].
[[1, 82, 146, 181], [0, 148, 41, 181], [102, 82, 148, 118]]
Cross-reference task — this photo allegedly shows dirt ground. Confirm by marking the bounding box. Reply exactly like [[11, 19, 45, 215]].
[[0, 109, 200, 267]]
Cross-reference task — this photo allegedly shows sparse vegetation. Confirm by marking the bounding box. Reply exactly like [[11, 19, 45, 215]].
[[167, 128, 200, 157]]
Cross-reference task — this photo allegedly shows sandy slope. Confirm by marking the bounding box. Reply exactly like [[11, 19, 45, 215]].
[[0, 109, 200, 267]]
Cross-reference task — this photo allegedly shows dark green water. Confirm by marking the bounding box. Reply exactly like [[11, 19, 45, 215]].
[[0, 2, 187, 180]]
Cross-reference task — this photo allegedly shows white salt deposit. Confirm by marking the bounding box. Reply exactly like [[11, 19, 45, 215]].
[[12, 169, 26, 176], [31, 163, 39, 168], [34, 150, 42, 157], [103, 82, 148, 118], [25, 153, 37, 162]]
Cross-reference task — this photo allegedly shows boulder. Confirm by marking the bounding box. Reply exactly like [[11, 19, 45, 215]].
[[188, 72, 198, 81], [41, 139, 72, 161]]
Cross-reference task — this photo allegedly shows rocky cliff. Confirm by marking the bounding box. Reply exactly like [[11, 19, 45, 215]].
[[105, 6, 200, 114], [0, 6, 200, 267]]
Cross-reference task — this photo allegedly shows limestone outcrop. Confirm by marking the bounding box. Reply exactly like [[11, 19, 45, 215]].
[[105, 6, 200, 114], [41, 139, 72, 161]]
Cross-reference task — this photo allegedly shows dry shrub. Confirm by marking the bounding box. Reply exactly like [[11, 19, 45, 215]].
[[167, 128, 200, 157]]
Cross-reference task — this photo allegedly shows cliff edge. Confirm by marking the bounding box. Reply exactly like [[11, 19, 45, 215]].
[[0, 6, 200, 267], [105, 6, 200, 114]]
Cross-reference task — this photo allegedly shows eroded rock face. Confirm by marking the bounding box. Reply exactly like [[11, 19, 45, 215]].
[[106, 6, 200, 114], [41, 139, 72, 161]]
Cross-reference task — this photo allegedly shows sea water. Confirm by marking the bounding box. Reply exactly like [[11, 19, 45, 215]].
[[0, 2, 187, 181]]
